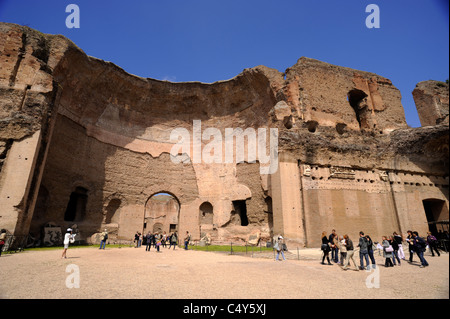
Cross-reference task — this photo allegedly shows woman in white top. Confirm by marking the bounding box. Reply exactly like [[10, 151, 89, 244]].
[[61, 228, 75, 259]]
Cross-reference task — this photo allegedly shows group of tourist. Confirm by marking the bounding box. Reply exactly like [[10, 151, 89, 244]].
[[321, 229, 444, 270], [132, 230, 192, 251], [134, 231, 179, 251]]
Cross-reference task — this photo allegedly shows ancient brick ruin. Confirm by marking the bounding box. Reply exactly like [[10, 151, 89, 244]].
[[0, 23, 448, 247]]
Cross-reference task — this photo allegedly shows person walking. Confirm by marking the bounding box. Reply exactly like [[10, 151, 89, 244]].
[[338, 235, 347, 265], [162, 231, 167, 248], [393, 232, 405, 260], [170, 231, 178, 249], [155, 232, 162, 252], [275, 235, 286, 261], [406, 230, 415, 263], [320, 231, 332, 265], [365, 234, 376, 269], [427, 232, 441, 257], [99, 229, 108, 250], [382, 236, 394, 267], [61, 228, 75, 259], [146, 232, 153, 251], [329, 229, 339, 263], [138, 233, 143, 248], [412, 231, 429, 268], [342, 235, 358, 271], [134, 231, 140, 248], [389, 236, 401, 266], [358, 231, 370, 270], [184, 231, 190, 250]]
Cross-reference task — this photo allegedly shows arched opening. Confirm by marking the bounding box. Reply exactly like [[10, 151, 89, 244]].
[[64, 186, 88, 222], [347, 89, 368, 129], [199, 202, 214, 224], [423, 199, 449, 235], [144, 192, 180, 235], [104, 198, 121, 224]]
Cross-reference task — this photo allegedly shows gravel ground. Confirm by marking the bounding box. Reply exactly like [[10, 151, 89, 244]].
[[0, 246, 448, 299]]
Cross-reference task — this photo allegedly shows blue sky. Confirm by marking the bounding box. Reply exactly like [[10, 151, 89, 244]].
[[0, 0, 448, 127]]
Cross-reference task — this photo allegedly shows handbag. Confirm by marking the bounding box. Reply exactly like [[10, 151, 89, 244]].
[[385, 245, 394, 252]]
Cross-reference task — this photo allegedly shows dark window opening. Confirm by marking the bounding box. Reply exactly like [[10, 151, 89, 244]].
[[232, 200, 248, 226], [347, 89, 368, 129], [64, 187, 88, 222]]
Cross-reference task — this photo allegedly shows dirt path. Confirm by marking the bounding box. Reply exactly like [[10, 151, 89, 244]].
[[0, 246, 448, 299]]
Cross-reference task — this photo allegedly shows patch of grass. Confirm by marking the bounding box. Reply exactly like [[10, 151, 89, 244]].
[[189, 244, 273, 252]]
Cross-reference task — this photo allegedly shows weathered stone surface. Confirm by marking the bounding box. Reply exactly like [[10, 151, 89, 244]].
[[0, 23, 448, 248], [413, 80, 449, 126]]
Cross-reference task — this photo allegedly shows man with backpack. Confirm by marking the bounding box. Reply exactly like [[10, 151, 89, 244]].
[[412, 231, 429, 268]]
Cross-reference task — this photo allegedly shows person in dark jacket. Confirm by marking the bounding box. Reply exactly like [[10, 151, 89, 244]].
[[389, 236, 401, 266], [393, 231, 405, 260], [412, 231, 429, 268], [406, 230, 415, 262], [328, 229, 339, 263], [426, 232, 441, 257], [365, 234, 376, 269], [145, 232, 153, 251], [321, 231, 332, 265], [358, 231, 370, 270], [342, 235, 358, 271]]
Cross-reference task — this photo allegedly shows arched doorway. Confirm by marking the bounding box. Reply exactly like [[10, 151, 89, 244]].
[[144, 192, 180, 235], [199, 201, 216, 240], [199, 202, 214, 224], [423, 198, 448, 235]]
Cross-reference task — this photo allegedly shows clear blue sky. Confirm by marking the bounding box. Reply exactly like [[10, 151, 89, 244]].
[[1, 0, 448, 127]]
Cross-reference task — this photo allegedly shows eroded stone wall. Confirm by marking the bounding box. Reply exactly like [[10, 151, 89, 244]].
[[0, 23, 448, 247], [413, 80, 449, 126]]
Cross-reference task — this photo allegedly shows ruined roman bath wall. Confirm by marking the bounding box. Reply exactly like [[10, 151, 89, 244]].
[[0, 23, 448, 247]]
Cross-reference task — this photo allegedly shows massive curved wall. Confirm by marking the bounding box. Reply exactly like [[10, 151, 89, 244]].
[[0, 23, 448, 247]]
